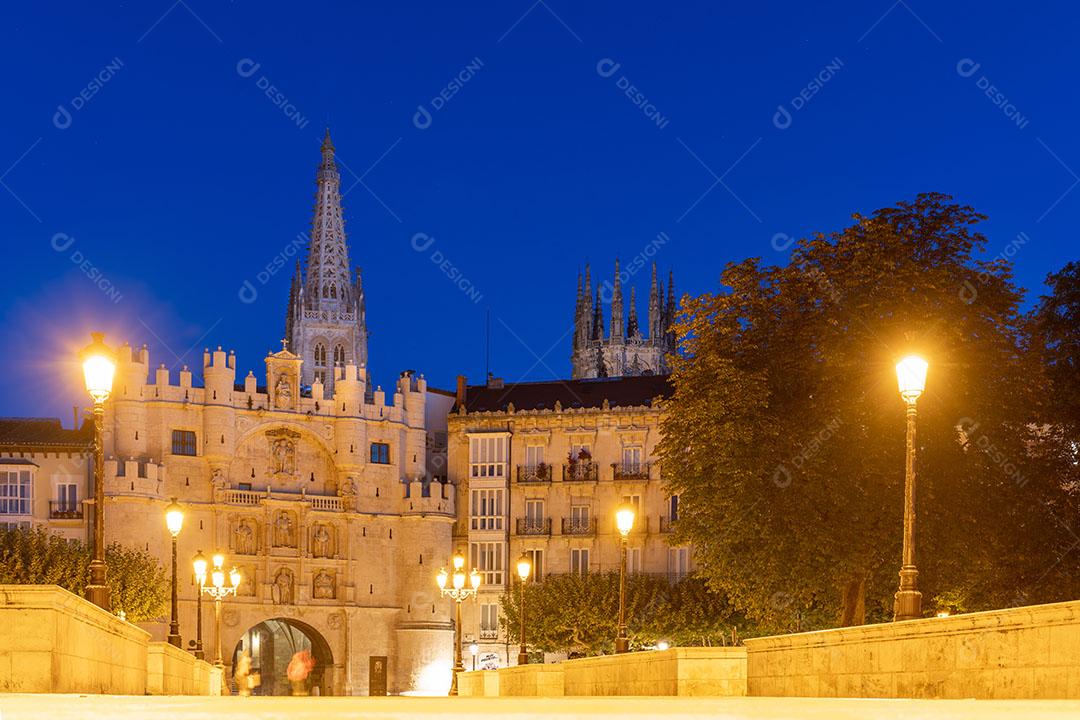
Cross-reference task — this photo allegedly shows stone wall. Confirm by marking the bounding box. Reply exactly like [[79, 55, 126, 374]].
[[459, 648, 746, 697], [744, 599, 1080, 699], [0, 585, 222, 695], [563, 647, 746, 696], [0, 585, 149, 694]]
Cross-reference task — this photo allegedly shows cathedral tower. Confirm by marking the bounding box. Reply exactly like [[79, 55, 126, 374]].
[[570, 260, 677, 379], [286, 130, 368, 394]]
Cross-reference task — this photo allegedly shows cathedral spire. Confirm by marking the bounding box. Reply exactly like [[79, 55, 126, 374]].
[[664, 269, 677, 335], [592, 285, 604, 340], [627, 286, 639, 338], [648, 262, 661, 339], [610, 260, 624, 339]]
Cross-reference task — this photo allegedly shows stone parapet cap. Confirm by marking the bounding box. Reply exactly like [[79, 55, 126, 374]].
[[0, 583, 150, 642]]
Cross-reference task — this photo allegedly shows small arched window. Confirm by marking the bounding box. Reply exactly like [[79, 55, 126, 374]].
[[333, 345, 345, 365], [329, 285, 337, 299], [314, 343, 327, 367]]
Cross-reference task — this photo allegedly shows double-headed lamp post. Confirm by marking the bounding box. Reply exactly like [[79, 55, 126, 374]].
[[200, 552, 241, 668], [192, 551, 207, 659], [894, 355, 928, 622], [516, 553, 532, 666], [615, 505, 636, 653], [165, 499, 185, 647], [81, 332, 116, 610], [436, 551, 481, 696]]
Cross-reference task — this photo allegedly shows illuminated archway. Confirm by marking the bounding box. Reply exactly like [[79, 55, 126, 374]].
[[232, 618, 334, 696]]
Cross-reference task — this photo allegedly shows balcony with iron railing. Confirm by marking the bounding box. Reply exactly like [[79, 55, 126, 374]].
[[517, 464, 552, 483], [562, 461, 598, 482], [611, 462, 651, 481], [516, 517, 552, 536], [479, 628, 499, 640], [561, 517, 597, 536], [48, 501, 83, 520]]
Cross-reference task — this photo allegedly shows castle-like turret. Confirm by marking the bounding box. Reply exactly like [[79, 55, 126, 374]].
[[571, 260, 677, 379], [286, 129, 369, 395]]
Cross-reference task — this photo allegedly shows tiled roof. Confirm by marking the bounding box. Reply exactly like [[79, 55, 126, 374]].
[[461, 375, 672, 414], [0, 417, 93, 449]]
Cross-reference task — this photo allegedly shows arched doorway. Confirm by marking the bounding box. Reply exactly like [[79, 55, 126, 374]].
[[232, 618, 334, 696]]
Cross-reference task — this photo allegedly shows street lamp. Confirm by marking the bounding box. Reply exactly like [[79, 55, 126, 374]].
[[469, 641, 479, 671], [894, 355, 928, 621], [165, 499, 184, 647], [192, 551, 208, 659], [436, 550, 481, 696], [199, 552, 240, 668], [81, 332, 116, 610], [516, 553, 532, 666], [615, 505, 635, 653]]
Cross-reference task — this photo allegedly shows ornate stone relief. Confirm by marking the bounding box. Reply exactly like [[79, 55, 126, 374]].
[[272, 567, 295, 605], [272, 510, 297, 548], [311, 522, 335, 558], [233, 517, 259, 555], [313, 569, 336, 600]]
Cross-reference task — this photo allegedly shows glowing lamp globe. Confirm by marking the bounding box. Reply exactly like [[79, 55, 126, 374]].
[[81, 332, 116, 404], [452, 553, 465, 571], [469, 642, 479, 657], [229, 567, 241, 588], [516, 554, 532, 582], [164, 499, 184, 537], [895, 355, 929, 403], [212, 569, 225, 589], [453, 570, 465, 590], [615, 505, 636, 537], [192, 551, 208, 583], [470, 569, 481, 590], [212, 552, 225, 570], [436, 568, 448, 589]]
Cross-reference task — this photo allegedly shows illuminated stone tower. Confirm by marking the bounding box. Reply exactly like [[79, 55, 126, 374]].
[[570, 260, 677, 379], [286, 129, 368, 393]]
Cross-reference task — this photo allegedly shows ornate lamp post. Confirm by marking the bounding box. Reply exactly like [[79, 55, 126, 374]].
[[200, 552, 240, 668], [516, 553, 532, 665], [436, 551, 481, 696], [615, 505, 635, 653], [165, 499, 185, 647], [81, 332, 116, 610], [893, 355, 928, 622], [192, 550, 208, 659]]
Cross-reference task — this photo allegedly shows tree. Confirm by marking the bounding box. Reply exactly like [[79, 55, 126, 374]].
[[0, 527, 168, 622], [499, 573, 743, 655], [659, 193, 1075, 630]]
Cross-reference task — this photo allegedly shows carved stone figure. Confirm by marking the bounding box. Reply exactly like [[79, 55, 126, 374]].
[[274, 511, 296, 547], [210, 468, 227, 503], [234, 518, 258, 555], [312, 523, 333, 558], [339, 476, 358, 511], [271, 438, 296, 476], [313, 570, 335, 600], [273, 567, 294, 605], [274, 374, 293, 409], [238, 566, 256, 596]]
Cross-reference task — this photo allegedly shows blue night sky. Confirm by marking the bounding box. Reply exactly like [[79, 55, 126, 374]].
[[1, 1, 1078, 422]]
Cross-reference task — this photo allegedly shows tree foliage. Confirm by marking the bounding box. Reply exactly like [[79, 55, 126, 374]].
[[499, 573, 745, 655], [658, 193, 1079, 630], [0, 527, 168, 622]]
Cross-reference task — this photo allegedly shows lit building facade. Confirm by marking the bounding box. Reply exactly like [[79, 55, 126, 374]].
[[447, 374, 693, 666]]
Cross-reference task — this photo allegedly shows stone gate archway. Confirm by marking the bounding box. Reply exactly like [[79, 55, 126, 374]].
[[232, 618, 334, 696]]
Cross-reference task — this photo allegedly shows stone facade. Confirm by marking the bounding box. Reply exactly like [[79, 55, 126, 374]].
[[447, 374, 693, 666], [571, 262, 676, 379]]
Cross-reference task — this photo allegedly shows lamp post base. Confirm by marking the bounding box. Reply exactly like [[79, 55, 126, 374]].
[[449, 662, 463, 696], [86, 559, 110, 611], [517, 652, 529, 666], [615, 637, 629, 653], [893, 567, 922, 621]]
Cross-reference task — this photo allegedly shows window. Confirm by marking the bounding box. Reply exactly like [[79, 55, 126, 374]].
[[668, 547, 689, 581], [469, 435, 507, 478], [314, 370, 326, 385], [525, 445, 544, 469], [480, 603, 499, 640], [569, 442, 591, 461], [669, 494, 680, 521], [0, 521, 30, 531], [622, 446, 643, 472], [314, 343, 327, 367], [523, 549, 544, 581], [628, 547, 642, 574], [525, 499, 544, 523], [370, 442, 390, 464], [470, 541, 504, 585], [570, 504, 590, 525], [333, 345, 345, 365], [0, 470, 32, 515], [570, 548, 590, 576], [470, 489, 504, 531], [171, 430, 197, 456], [55, 478, 79, 513], [620, 494, 642, 514]]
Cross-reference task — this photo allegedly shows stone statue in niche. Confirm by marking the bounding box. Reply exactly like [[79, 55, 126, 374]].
[[339, 476, 358, 511], [210, 468, 227, 503], [274, 373, 293, 409], [272, 567, 294, 605], [238, 566, 256, 596], [312, 523, 334, 558], [234, 518, 258, 555], [313, 570, 335, 600], [270, 438, 296, 477], [273, 510, 296, 547]]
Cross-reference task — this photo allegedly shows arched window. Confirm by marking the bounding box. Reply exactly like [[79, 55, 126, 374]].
[[333, 345, 346, 365], [314, 343, 327, 367], [322, 285, 329, 298], [329, 285, 337, 299]]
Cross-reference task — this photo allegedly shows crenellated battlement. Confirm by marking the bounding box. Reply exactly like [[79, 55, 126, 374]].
[[402, 478, 455, 517], [105, 457, 165, 497]]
